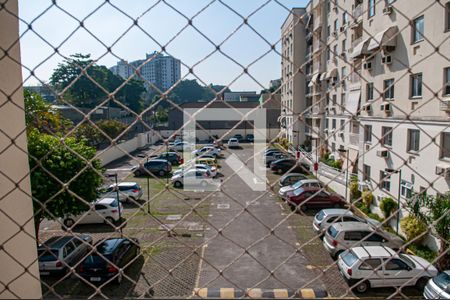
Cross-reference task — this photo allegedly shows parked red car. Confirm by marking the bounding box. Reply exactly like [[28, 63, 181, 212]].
[[284, 187, 346, 211]]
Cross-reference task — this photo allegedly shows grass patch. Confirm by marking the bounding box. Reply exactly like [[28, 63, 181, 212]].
[[142, 245, 164, 258]]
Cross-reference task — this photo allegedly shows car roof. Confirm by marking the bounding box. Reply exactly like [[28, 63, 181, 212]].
[[350, 246, 397, 259], [97, 238, 125, 254], [322, 208, 354, 216], [40, 236, 74, 249], [110, 182, 137, 187], [281, 173, 305, 179], [229, 138, 238, 140], [299, 179, 320, 184], [331, 221, 372, 231], [148, 159, 168, 163], [96, 197, 117, 205]]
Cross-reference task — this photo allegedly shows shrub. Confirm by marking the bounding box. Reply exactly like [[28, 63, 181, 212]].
[[408, 244, 438, 263], [332, 159, 343, 169], [355, 201, 370, 215], [350, 181, 362, 201], [380, 197, 398, 218], [400, 216, 427, 244], [362, 191, 374, 209]]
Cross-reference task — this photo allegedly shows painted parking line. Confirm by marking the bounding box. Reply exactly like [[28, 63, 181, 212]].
[[192, 288, 328, 299]]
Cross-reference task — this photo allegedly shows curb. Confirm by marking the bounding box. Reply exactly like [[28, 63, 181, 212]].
[[192, 288, 328, 299]]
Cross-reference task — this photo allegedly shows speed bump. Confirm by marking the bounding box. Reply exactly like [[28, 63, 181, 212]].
[[192, 288, 328, 298]]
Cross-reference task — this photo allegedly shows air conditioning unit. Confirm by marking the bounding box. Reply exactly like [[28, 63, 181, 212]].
[[435, 166, 450, 177], [363, 104, 372, 112], [332, 31, 337, 37], [363, 61, 372, 70], [382, 55, 393, 65], [324, 128, 329, 133], [376, 149, 389, 158], [339, 131, 345, 137], [383, 6, 393, 15], [340, 26, 346, 32], [380, 103, 391, 112], [365, 144, 371, 151]]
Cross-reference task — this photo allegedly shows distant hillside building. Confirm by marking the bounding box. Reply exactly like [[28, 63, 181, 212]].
[[24, 85, 57, 103], [110, 52, 181, 91], [224, 91, 259, 102]]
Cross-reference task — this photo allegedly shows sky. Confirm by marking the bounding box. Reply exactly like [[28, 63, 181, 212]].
[[18, 0, 308, 91]]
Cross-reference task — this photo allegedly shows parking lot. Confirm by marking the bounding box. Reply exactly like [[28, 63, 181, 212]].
[[38, 144, 424, 298]]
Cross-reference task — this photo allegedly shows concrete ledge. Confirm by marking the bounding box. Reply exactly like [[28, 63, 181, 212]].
[[192, 288, 328, 299]]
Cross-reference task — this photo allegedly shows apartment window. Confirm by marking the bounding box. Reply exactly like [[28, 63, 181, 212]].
[[364, 125, 372, 143], [381, 126, 393, 147], [332, 94, 337, 105], [400, 180, 413, 199], [334, 19, 339, 32], [446, 2, 450, 31], [327, 47, 331, 61], [367, 82, 374, 101], [340, 120, 345, 131], [341, 93, 346, 109], [332, 119, 336, 129], [342, 12, 348, 25], [326, 0, 331, 14], [363, 164, 371, 181], [327, 25, 331, 38], [384, 79, 395, 100], [368, 0, 375, 18], [407, 129, 420, 152], [412, 16, 424, 43], [380, 171, 391, 191], [325, 118, 329, 129], [333, 45, 338, 58], [440, 132, 450, 160], [342, 39, 346, 53], [410, 73, 422, 98], [386, 0, 396, 4], [341, 67, 347, 79], [445, 67, 450, 96]]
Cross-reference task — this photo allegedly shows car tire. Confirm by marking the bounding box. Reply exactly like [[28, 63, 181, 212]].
[[174, 181, 182, 188], [415, 277, 429, 290], [333, 203, 341, 208], [134, 170, 142, 177], [277, 168, 283, 174], [158, 170, 166, 177], [354, 280, 370, 294], [63, 218, 75, 228], [105, 217, 115, 225]]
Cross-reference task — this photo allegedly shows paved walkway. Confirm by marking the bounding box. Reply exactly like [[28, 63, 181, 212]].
[[197, 146, 326, 291]]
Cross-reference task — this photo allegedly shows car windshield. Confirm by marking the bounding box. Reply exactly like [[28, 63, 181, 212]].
[[433, 272, 450, 291], [38, 249, 59, 262], [316, 210, 326, 221], [341, 250, 358, 267], [328, 225, 339, 238], [97, 239, 121, 255], [293, 187, 304, 196], [399, 254, 415, 268], [108, 199, 119, 207], [292, 180, 304, 189]]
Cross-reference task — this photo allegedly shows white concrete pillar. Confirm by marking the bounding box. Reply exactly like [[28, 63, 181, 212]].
[[0, 0, 42, 298]]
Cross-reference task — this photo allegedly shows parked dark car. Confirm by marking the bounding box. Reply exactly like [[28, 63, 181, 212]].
[[278, 173, 309, 187], [233, 134, 244, 142], [78, 238, 140, 284], [156, 152, 183, 165], [284, 187, 346, 211], [270, 158, 310, 174], [246, 134, 254, 142], [133, 159, 172, 177]]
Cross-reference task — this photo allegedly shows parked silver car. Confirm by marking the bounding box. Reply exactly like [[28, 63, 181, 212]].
[[103, 182, 143, 202], [323, 222, 404, 258], [424, 271, 450, 299], [313, 208, 381, 235], [38, 234, 93, 275]]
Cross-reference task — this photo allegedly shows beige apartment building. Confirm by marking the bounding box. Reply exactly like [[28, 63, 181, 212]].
[[281, 0, 449, 224]]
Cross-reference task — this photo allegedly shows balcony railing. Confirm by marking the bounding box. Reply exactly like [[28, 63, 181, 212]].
[[349, 133, 360, 146]]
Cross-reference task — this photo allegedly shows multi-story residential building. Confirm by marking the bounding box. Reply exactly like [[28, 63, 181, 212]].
[[280, 8, 308, 147], [224, 91, 258, 102], [110, 52, 181, 91], [282, 1, 450, 217]]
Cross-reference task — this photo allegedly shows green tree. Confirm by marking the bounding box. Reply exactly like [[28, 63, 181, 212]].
[[27, 129, 103, 238], [72, 123, 103, 147], [50, 54, 145, 112], [24, 90, 71, 133], [96, 119, 127, 140]]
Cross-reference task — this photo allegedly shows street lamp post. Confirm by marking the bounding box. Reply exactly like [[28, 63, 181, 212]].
[[147, 156, 151, 214], [106, 173, 122, 237], [338, 148, 350, 202], [385, 168, 402, 234]]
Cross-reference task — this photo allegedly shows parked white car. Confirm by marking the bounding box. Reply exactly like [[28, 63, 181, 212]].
[[170, 141, 193, 152], [173, 163, 218, 178], [338, 246, 438, 293], [278, 179, 322, 197], [171, 169, 214, 188], [313, 208, 381, 235], [62, 198, 123, 227], [424, 271, 450, 299], [192, 146, 221, 157], [102, 182, 143, 202], [227, 138, 240, 148], [323, 222, 404, 258]]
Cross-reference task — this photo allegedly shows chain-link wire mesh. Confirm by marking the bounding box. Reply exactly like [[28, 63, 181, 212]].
[[1, 0, 449, 298]]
